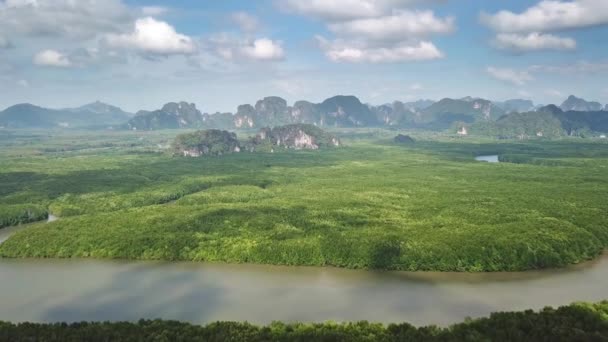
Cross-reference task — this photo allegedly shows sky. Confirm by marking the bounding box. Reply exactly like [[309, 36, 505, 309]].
[[1, 0, 608, 113]]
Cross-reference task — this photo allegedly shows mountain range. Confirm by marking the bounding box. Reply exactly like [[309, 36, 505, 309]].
[[0, 101, 132, 129], [1, 95, 607, 137]]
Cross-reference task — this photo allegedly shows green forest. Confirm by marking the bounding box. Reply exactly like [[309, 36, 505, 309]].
[[1, 129, 607, 271], [0, 301, 607, 341]]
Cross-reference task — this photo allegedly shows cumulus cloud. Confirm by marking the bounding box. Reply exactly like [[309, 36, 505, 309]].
[[284, 0, 451, 63], [481, 0, 608, 33], [281, 0, 428, 20], [0, 0, 131, 39], [481, 1, 608, 53], [318, 37, 443, 63], [328, 10, 454, 43], [33, 49, 72, 67], [104, 17, 196, 56], [486, 66, 533, 86], [232, 12, 260, 32], [207, 34, 285, 62], [480, 0, 608, 52], [241, 38, 285, 60], [494, 32, 576, 52]]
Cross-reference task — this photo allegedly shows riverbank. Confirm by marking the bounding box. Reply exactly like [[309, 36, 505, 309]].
[[1, 301, 606, 341]]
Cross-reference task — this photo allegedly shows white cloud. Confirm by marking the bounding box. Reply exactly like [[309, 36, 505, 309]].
[[328, 10, 454, 42], [300, 4, 451, 64], [241, 38, 285, 61], [104, 17, 196, 56], [486, 66, 533, 86], [0, 0, 131, 39], [141, 6, 168, 16], [319, 38, 443, 63], [232, 12, 260, 32], [481, 0, 608, 33], [280, 0, 430, 20], [206, 34, 285, 62], [494, 32, 576, 52], [33, 49, 72, 67], [17, 79, 29, 87]]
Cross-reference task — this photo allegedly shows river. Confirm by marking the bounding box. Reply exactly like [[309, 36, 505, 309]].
[[475, 155, 499, 163], [1, 229, 607, 326]]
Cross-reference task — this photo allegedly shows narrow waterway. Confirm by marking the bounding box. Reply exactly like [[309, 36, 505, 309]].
[[475, 155, 499, 163]]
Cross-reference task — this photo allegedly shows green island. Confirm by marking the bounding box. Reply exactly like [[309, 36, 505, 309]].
[[1, 128, 607, 272], [1, 301, 607, 341]]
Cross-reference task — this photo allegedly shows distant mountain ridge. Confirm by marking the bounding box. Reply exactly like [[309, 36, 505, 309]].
[[2, 95, 607, 137], [128, 102, 204, 130], [493, 99, 535, 113], [0, 101, 132, 129], [560, 95, 603, 112]]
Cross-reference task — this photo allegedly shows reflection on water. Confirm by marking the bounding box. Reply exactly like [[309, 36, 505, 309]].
[[0, 255, 607, 326], [475, 155, 499, 163]]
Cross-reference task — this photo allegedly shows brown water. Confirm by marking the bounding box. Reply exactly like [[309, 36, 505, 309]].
[[0, 255, 607, 326]]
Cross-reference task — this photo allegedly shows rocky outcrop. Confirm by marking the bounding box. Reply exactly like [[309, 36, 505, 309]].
[[250, 124, 340, 151], [318, 95, 376, 127], [173, 129, 240, 156], [560, 95, 603, 112], [128, 102, 204, 130]]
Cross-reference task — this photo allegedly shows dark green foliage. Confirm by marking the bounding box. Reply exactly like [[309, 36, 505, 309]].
[[0, 204, 47, 228], [1, 130, 608, 271], [0, 302, 606, 341], [474, 111, 564, 138]]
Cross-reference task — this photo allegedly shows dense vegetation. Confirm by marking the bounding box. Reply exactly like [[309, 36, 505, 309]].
[[0, 301, 606, 341], [0, 204, 47, 228], [0, 129, 607, 271]]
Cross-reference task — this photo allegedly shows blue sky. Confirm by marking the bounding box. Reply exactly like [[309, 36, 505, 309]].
[[1, 0, 607, 112]]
